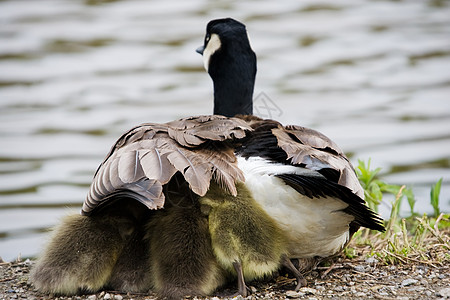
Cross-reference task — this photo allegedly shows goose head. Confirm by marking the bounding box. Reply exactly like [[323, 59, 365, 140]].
[[197, 18, 257, 117]]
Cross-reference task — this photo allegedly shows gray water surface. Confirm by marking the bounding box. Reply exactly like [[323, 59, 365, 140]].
[[1, 0, 449, 262]]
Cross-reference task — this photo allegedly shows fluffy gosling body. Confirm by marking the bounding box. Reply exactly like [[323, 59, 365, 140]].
[[31, 200, 152, 295], [200, 182, 304, 296], [30, 214, 128, 295], [146, 202, 226, 299]]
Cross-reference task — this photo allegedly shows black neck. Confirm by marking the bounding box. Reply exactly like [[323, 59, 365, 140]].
[[209, 45, 256, 117]]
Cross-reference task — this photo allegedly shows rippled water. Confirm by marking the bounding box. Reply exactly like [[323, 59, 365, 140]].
[[0, 0, 449, 262]]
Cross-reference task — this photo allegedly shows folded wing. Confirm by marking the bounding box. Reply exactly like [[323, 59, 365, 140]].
[[83, 115, 252, 215]]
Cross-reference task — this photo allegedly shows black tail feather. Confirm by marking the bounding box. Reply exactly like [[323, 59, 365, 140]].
[[276, 173, 385, 232]]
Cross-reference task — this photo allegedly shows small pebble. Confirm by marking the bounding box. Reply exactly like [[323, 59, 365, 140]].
[[88, 295, 96, 300], [250, 286, 257, 294], [104, 293, 112, 300], [114, 295, 123, 300], [355, 292, 366, 297], [299, 287, 317, 295], [353, 265, 366, 273], [401, 279, 418, 287], [334, 286, 344, 292], [389, 286, 397, 295], [285, 290, 302, 298], [365, 257, 379, 265]]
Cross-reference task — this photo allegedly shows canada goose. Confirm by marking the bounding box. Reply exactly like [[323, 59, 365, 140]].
[[107, 220, 152, 292], [200, 182, 305, 296], [31, 17, 384, 298], [30, 214, 122, 294], [146, 182, 227, 299], [30, 200, 151, 295], [196, 17, 384, 242]]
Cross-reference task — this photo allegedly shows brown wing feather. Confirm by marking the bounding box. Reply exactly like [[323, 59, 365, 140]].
[[197, 147, 244, 196], [139, 147, 177, 184], [283, 125, 346, 157], [118, 151, 146, 183], [165, 147, 212, 196], [235, 115, 363, 198], [82, 115, 252, 215], [272, 126, 363, 198]]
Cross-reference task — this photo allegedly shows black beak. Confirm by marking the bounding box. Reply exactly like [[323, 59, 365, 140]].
[[196, 45, 205, 55]]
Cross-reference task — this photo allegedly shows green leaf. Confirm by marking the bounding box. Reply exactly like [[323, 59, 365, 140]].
[[430, 178, 443, 217], [404, 188, 416, 215]]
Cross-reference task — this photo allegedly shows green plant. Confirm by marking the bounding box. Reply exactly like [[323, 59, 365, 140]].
[[356, 159, 416, 215], [351, 160, 449, 266], [430, 178, 442, 217], [356, 159, 383, 212]]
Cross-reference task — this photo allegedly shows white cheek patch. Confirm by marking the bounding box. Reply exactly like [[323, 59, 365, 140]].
[[203, 33, 221, 72]]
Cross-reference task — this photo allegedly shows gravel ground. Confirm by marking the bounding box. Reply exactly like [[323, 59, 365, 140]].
[[1, 256, 449, 300]]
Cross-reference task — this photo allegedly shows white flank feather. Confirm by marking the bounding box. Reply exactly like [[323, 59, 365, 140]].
[[237, 156, 353, 258]]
